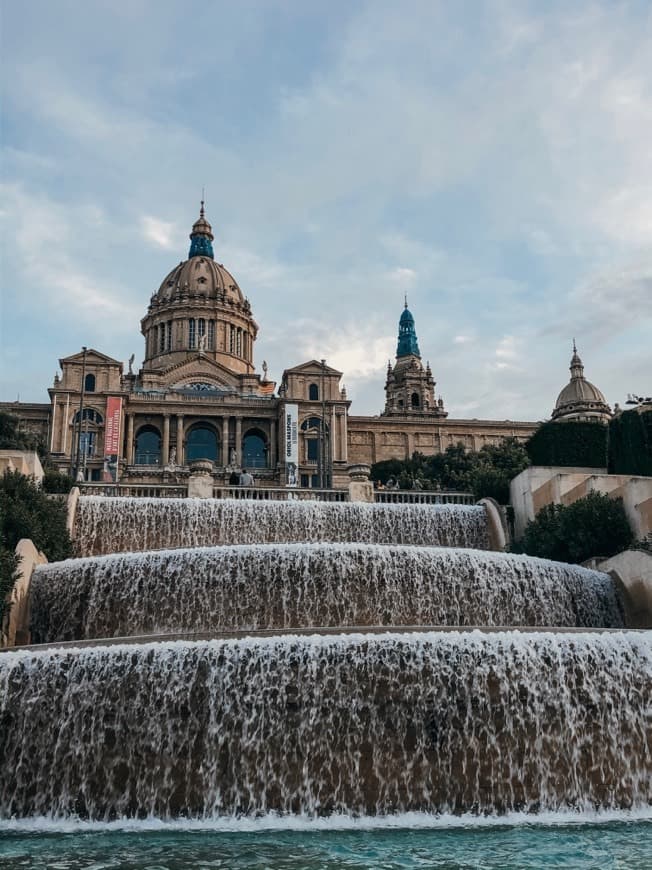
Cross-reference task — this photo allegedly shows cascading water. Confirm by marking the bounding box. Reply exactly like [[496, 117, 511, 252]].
[[1, 494, 650, 825], [30, 544, 625, 643], [1, 632, 650, 819], [74, 497, 489, 556]]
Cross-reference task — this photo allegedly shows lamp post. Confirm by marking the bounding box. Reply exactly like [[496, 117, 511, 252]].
[[72, 346, 88, 481], [320, 359, 327, 489]]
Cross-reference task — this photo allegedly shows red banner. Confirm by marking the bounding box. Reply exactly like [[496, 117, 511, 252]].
[[104, 397, 122, 457]]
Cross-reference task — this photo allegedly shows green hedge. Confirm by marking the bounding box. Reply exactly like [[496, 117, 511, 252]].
[[526, 421, 608, 468], [609, 409, 652, 476]]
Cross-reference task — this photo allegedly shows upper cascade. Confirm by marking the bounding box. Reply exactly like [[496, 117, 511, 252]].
[[552, 341, 611, 423], [397, 300, 421, 358], [188, 200, 214, 259]]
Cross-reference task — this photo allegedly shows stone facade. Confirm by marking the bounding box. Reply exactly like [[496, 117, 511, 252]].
[[1, 203, 541, 489]]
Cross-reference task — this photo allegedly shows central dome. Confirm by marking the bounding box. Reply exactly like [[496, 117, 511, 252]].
[[154, 257, 245, 307], [140, 203, 258, 378], [150, 202, 246, 308]]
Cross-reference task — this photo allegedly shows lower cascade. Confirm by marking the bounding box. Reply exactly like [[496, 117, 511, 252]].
[[1, 495, 650, 823], [1, 633, 650, 819]]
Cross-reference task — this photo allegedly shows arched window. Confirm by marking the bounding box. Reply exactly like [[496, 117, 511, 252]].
[[186, 426, 219, 463], [309, 383, 319, 401], [242, 428, 267, 469], [135, 426, 161, 465], [84, 373, 96, 392], [411, 392, 420, 409], [74, 408, 103, 425]]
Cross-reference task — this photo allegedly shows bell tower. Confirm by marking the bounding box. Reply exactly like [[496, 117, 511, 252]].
[[382, 301, 447, 418]]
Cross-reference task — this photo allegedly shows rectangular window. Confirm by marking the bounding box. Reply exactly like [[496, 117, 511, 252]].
[[159, 324, 165, 353], [229, 325, 235, 354], [189, 318, 196, 349], [301, 474, 309, 488], [236, 329, 242, 356], [166, 321, 172, 350], [307, 439, 319, 462], [79, 431, 96, 457], [208, 320, 215, 350], [198, 318, 206, 340]]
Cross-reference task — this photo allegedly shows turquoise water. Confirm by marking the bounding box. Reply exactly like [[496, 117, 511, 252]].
[[1, 816, 651, 869]]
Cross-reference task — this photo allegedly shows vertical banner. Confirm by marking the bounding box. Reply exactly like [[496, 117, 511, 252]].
[[104, 397, 123, 482], [284, 403, 299, 487]]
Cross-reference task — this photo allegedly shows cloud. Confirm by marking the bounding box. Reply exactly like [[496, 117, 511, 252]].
[[1, 183, 140, 324], [141, 216, 177, 250]]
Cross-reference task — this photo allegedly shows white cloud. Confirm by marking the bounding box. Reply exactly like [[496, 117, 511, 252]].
[[141, 216, 177, 250]]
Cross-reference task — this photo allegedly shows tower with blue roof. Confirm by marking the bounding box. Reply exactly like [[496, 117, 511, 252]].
[[383, 299, 447, 418]]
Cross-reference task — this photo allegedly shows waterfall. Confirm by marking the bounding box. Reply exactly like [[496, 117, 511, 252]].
[[1, 632, 650, 820], [74, 497, 489, 556], [30, 544, 624, 643]]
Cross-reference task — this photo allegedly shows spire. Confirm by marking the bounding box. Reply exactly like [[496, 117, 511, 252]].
[[570, 339, 584, 380], [396, 301, 421, 358], [189, 199, 214, 259]]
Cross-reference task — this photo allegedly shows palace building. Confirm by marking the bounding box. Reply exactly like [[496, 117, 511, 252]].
[[2, 203, 543, 488]]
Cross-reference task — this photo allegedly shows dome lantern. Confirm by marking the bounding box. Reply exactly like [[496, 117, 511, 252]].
[[188, 200, 214, 259]]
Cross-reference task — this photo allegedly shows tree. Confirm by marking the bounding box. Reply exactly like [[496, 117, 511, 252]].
[[0, 411, 38, 451], [370, 437, 530, 503]]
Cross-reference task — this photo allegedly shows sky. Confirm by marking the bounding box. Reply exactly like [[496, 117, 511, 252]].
[[1, 0, 651, 421]]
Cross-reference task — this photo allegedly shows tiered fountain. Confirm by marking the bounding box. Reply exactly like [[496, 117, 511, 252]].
[[0, 495, 650, 820]]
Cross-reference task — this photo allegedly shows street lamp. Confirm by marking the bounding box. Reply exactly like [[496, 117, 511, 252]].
[[319, 359, 328, 489], [71, 346, 88, 481]]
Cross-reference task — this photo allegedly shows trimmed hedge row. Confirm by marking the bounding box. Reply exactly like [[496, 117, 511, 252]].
[[525, 412, 652, 475], [609, 409, 652, 476], [526, 421, 608, 468]]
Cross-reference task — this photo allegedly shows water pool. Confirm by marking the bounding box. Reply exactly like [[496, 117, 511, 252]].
[[1, 814, 651, 869]]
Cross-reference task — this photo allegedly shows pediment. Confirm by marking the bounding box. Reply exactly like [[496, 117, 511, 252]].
[[60, 349, 122, 367], [160, 356, 241, 390], [283, 360, 343, 377]]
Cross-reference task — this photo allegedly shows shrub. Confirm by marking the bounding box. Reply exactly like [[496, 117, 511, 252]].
[[0, 470, 72, 564], [42, 470, 75, 494], [515, 492, 633, 564]]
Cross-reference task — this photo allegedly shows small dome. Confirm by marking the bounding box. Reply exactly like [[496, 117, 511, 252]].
[[552, 343, 611, 422]]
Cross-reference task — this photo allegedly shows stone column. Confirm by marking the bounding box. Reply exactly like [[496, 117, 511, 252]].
[[269, 419, 276, 469], [331, 406, 338, 461], [222, 416, 230, 466], [176, 414, 184, 464], [162, 415, 170, 466], [235, 417, 242, 466], [126, 414, 134, 465]]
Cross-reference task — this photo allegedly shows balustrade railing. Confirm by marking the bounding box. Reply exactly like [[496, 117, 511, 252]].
[[213, 486, 348, 502], [77, 482, 474, 505], [78, 483, 187, 499], [374, 490, 475, 505]]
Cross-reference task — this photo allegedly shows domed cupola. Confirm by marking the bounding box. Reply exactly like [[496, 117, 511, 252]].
[[140, 203, 259, 379], [397, 301, 421, 358], [551, 341, 611, 424]]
